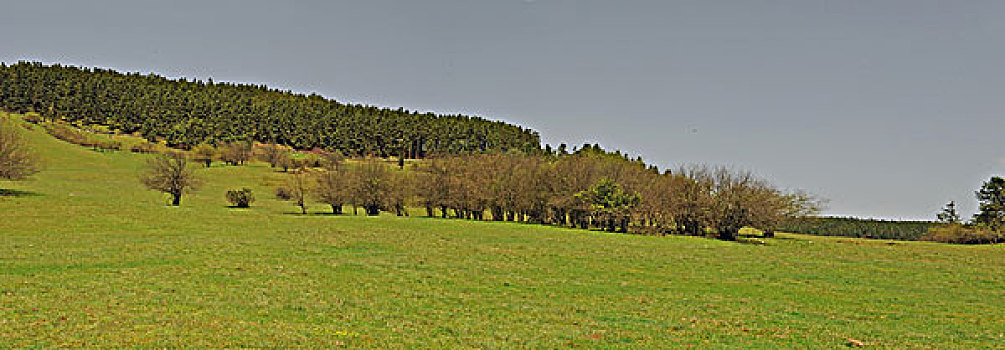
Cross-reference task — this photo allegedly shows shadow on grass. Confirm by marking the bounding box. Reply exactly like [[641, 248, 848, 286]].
[[0, 189, 43, 198], [307, 212, 352, 216], [736, 237, 770, 245], [279, 211, 363, 216], [765, 235, 801, 241]]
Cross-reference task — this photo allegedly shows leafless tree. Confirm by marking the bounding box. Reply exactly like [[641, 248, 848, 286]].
[[140, 152, 200, 206], [0, 119, 40, 181]]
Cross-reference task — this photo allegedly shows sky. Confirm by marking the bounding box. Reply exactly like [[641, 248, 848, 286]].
[[2, 0, 1003, 220]]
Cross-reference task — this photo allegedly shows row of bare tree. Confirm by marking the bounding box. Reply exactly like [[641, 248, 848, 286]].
[[286, 151, 821, 240]]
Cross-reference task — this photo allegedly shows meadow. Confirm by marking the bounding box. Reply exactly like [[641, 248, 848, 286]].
[[1, 116, 1003, 348]]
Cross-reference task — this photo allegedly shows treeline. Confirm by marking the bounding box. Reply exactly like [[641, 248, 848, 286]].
[[283, 146, 821, 241], [0, 62, 540, 157], [777, 217, 933, 241]]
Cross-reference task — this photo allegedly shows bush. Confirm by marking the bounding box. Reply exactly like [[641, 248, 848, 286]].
[[130, 142, 160, 154], [45, 123, 89, 145], [304, 154, 323, 168], [94, 139, 122, 152], [22, 113, 43, 124], [226, 188, 255, 208], [921, 224, 1003, 245], [275, 186, 293, 201]]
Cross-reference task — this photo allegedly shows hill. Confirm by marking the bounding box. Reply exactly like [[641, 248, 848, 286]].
[[0, 62, 541, 156], [1, 113, 1004, 348]]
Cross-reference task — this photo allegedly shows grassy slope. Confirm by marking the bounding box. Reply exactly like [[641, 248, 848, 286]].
[[1, 114, 1003, 348]]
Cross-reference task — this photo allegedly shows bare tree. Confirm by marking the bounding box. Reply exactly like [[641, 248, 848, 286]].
[[220, 142, 253, 166], [0, 118, 40, 181], [386, 170, 414, 216], [414, 158, 452, 217], [140, 152, 200, 206], [351, 160, 391, 216], [190, 143, 217, 167], [314, 161, 347, 214], [284, 169, 311, 214], [260, 144, 293, 171]]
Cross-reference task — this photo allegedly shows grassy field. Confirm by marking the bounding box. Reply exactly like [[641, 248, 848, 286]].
[[1, 114, 1003, 348]]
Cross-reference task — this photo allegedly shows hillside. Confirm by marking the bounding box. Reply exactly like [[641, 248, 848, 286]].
[[1, 115, 1004, 348], [0, 62, 541, 156]]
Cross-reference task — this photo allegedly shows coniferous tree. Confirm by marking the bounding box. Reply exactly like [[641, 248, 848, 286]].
[[936, 201, 961, 224], [973, 177, 1005, 230]]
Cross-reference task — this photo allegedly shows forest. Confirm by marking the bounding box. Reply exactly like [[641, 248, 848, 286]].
[[776, 217, 933, 241], [0, 62, 541, 157]]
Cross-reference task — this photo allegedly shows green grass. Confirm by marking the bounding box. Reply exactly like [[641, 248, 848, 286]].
[[1, 113, 1004, 348]]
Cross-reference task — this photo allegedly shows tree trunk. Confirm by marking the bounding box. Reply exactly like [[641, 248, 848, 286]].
[[171, 193, 181, 206]]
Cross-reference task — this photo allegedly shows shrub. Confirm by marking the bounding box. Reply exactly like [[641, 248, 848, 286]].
[[309, 155, 323, 168], [22, 113, 43, 124], [275, 186, 293, 201], [45, 123, 89, 145], [94, 139, 122, 152], [226, 188, 255, 208], [921, 224, 1003, 245], [130, 142, 160, 154]]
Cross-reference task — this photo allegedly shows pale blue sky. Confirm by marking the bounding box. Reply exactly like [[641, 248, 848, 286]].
[[2, 0, 1003, 220]]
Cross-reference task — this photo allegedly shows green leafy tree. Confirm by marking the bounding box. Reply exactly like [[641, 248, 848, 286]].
[[973, 177, 1005, 230], [575, 178, 641, 232]]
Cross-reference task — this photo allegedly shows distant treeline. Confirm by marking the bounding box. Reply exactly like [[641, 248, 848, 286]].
[[0, 62, 540, 157], [778, 217, 934, 241]]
